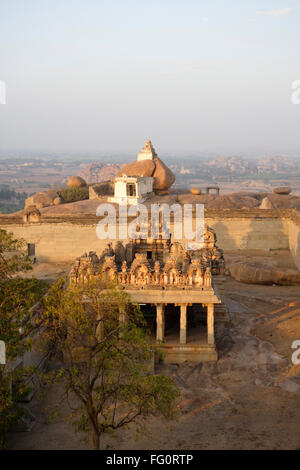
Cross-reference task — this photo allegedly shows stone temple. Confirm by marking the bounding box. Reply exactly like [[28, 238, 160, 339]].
[[69, 221, 228, 363], [103, 140, 176, 205]]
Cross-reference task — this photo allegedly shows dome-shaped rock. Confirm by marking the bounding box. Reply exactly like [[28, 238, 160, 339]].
[[67, 176, 87, 188], [153, 156, 175, 191], [115, 140, 175, 191], [53, 196, 62, 206], [190, 187, 201, 195], [116, 159, 155, 179]]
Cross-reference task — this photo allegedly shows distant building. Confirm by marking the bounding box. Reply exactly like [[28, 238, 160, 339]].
[[180, 165, 191, 175], [114, 139, 175, 195], [109, 174, 154, 205], [109, 139, 175, 204]]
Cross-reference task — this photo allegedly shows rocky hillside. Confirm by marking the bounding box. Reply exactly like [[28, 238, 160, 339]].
[[174, 190, 300, 210], [77, 163, 124, 184]]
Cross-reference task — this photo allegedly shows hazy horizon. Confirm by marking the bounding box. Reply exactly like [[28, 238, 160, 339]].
[[1, 0, 300, 157]]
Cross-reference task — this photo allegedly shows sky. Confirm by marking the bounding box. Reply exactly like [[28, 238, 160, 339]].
[[0, 0, 300, 157]]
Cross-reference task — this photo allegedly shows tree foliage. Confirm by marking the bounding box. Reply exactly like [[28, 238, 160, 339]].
[[57, 186, 89, 203], [0, 229, 32, 280], [41, 279, 179, 450], [0, 229, 47, 449]]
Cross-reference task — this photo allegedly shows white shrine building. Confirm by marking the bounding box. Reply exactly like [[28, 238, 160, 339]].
[[109, 175, 154, 205]]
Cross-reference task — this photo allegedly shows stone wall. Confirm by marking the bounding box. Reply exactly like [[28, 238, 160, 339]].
[[0, 209, 299, 268], [205, 212, 289, 251], [0, 222, 109, 263], [286, 212, 300, 271], [89, 181, 114, 200]]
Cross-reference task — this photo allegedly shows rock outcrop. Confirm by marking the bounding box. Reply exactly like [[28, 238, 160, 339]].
[[273, 187, 292, 195], [229, 260, 300, 286], [67, 176, 87, 188], [78, 163, 124, 184], [53, 196, 62, 206], [25, 190, 59, 209], [176, 191, 300, 210], [190, 188, 201, 195], [115, 140, 175, 191], [116, 159, 155, 179], [259, 197, 275, 209]]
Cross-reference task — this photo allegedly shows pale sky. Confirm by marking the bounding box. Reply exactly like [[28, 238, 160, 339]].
[[0, 0, 300, 157]]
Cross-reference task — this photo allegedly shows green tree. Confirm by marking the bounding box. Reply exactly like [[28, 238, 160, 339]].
[[42, 279, 179, 450], [0, 229, 47, 449]]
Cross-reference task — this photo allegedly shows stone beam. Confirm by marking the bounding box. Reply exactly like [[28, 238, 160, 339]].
[[125, 289, 221, 305]]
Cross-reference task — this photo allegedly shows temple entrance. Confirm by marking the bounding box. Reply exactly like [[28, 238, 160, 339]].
[[187, 304, 207, 345], [140, 304, 156, 336], [164, 305, 180, 340], [127, 183, 136, 197], [163, 304, 208, 345], [140, 302, 214, 350]]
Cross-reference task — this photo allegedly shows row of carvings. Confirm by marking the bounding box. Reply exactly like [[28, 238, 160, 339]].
[[70, 256, 213, 288], [117, 266, 212, 288]]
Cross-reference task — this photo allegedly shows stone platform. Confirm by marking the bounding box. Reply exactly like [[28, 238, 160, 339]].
[[156, 343, 218, 364]]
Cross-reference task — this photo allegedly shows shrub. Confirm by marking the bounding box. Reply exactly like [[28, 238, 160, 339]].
[[57, 186, 89, 203]]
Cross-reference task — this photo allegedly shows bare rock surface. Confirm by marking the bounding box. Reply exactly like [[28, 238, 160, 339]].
[[268, 193, 300, 209], [229, 261, 300, 285], [273, 187, 292, 195], [25, 190, 58, 209], [78, 163, 124, 184], [206, 193, 260, 210], [278, 380, 300, 393], [40, 199, 101, 216], [226, 250, 300, 286], [177, 190, 300, 210], [21, 186, 300, 216], [177, 193, 216, 205], [115, 159, 155, 179]]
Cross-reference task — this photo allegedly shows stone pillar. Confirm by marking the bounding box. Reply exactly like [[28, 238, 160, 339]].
[[156, 304, 165, 342], [207, 303, 215, 345], [180, 304, 187, 345]]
